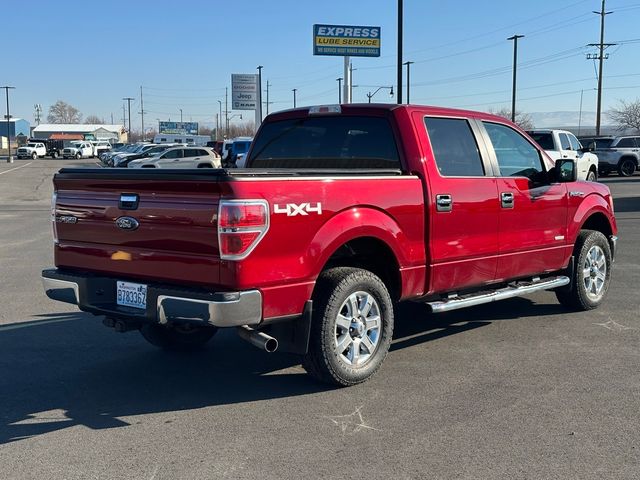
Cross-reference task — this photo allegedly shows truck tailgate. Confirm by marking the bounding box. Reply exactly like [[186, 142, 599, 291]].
[[53, 169, 226, 287]]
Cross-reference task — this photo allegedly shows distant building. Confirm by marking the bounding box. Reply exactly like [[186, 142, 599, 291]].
[[0, 118, 31, 139], [31, 124, 127, 143]]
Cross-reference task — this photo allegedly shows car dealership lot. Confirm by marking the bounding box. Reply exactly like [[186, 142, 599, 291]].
[[0, 159, 638, 479]]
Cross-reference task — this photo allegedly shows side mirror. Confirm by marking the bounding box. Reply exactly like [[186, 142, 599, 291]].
[[555, 159, 577, 182]]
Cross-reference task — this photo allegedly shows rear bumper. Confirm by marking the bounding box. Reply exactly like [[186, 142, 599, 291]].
[[41, 268, 262, 328]]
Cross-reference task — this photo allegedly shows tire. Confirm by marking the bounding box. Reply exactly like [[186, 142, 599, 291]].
[[586, 169, 597, 182], [75, 153, 81, 160], [52, 151, 59, 159], [139, 323, 218, 351], [617, 157, 636, 177], [555, 230, 612, 311], [32, 152, 37, 160], [302, 267, 394, 386]]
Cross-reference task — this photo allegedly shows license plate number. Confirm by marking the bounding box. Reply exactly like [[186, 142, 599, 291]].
[[116, 281, 147, 309]]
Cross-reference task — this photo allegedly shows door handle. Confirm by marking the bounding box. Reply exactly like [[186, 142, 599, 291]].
[[436, 194, 452, 212], [501, 192, 514, 208]]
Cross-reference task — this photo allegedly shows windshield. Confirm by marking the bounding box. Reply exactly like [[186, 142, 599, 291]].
[[249, 116, 401, 169], [528, 133, 554, 150]]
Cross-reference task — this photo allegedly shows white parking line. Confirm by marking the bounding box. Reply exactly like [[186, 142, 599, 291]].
[[0, 161, 33, 176], [0, 317, 76, 331]]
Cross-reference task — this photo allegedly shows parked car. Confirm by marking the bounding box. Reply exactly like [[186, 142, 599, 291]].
[[103, 143, 151, 166], [100, 143, 137, 165], [43, 104, 617, 387], [62, 141, 94, 159], [578, 135, 640, 177], [127, 146, 221, 168], [228, 137, 253, 168], [17, 141, 47, 159], [527, 129, 598, 181], [91, 141, 112, 158], [113, 144, 182, 168]]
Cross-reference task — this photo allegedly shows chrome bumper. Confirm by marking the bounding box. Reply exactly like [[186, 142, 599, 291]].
[[41, 269, 262, 328]]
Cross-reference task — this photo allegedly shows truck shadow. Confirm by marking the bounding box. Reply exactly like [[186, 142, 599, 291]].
[[0, 297, 566, 444]]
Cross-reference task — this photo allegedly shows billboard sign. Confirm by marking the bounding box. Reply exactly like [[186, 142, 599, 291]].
[[231, 74, 258, 110], [313, 24, 381, 57], [158, 121, 199, 135]]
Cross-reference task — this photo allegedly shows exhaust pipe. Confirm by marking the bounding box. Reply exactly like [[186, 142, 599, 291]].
[[237, 326, 278, 353]]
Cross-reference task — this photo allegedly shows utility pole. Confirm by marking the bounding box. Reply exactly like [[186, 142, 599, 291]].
[[292, 88, 297, 108], [349, 63, 355, 102], [110, 112, 114, 124], [139, 86, 145, 141], [265, 80, 271, 116], [2, 86, 16, 163], [588, 0, 614, 136], [225, 87, 228, 138], [217, 100, 222, 139], [397, 0, 403, 104], [123, 97, 134, 142], [179, 108, 183, 123], [215, 113, 219, 141], [122, 103, 126, 129], [507, 34, 524, 122], [403, 61, 414, 104], [337, 77, 343, 104]]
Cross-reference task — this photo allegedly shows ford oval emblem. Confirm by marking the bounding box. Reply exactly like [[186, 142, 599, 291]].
[[115, 216, 139, 231]]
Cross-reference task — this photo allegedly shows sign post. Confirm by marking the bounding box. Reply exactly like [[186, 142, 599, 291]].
[[313, 24, 381, 104], [231, 73, 259, 129]]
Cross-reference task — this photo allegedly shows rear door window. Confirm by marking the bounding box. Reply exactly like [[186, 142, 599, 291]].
[[568, 134, 581, 150], [162, 149, 182, 159], [528, 132, 554, 150], [424, 117, 485, 176], [559, 133, 572, 150], [616, 138, 636, 148], [249, 116, 401, 169]]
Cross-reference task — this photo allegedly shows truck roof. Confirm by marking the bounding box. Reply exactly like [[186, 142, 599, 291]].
[[266, 103, 511, 124]]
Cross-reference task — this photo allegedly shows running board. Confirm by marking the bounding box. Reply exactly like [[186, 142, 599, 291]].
[[427, 276, 570, 314]]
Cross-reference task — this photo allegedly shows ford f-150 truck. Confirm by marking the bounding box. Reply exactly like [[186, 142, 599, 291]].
[[42, 104, 617, 386]]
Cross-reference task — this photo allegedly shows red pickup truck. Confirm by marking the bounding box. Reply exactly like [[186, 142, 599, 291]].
[[43, 104, 617, 386]]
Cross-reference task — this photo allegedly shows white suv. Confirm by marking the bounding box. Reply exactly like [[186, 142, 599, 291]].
[[128, 146, 221, 169]]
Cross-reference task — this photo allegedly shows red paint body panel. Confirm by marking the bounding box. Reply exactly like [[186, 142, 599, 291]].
[[51, 104, 618, 322]]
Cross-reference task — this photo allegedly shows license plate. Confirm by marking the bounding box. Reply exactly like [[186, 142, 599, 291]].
[[116, 281, 147, 309]]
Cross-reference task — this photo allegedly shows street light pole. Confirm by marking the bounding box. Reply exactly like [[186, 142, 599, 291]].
[[217, 100, 222, 140], [366, 86, 394, 103], [292, 88, 297, 108], [403, 61, 414, 104], [507, 34, 524, 122], [2, 86, 15, 163], [337, 78, 343, 104], [256, 65, 263, 124], [179, 108, 183, 123]]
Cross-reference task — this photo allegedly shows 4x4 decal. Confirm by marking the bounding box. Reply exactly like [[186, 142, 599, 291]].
[[273, 203, 322, 216]]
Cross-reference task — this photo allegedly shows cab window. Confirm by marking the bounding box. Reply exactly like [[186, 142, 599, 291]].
[[568, 134, 581, 151], [483, 122, 544, 179], [559, 133, 571, 150], [424, 117, 485, 177]]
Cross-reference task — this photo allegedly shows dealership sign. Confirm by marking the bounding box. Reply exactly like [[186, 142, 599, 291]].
[[232, 74, 258, 110], [313, 24, 381, 57], [158, 121, 199, 135]]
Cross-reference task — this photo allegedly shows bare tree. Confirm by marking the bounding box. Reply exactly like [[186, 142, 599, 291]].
[[47, 101, 82, 124], [85, 115, 105, 124], [199, 126, 213, 138], [489, 107, 534, 130], [608, 99, 640, 133]]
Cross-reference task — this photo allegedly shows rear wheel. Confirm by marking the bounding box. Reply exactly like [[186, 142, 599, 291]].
[[302, 267, 394, 386], [32, 152, 37, 160], [556, 230, 612, 310], [52, 151, 59, 159], [617, 157, 636, 177], [139, 323, 218, 351]]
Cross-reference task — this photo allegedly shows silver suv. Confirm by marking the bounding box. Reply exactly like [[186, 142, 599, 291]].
[[579, 135, 640, 177]]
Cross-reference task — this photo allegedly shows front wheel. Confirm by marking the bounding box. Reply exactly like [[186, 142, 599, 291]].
[[617, 158, 636, 177], [302, 267, 394, 386], [139, 323, 218, 351], [75, 153, 81, 159], [32, 152, 37, 160], [586, 169, 597, 182], [556, 230, 612, 310]]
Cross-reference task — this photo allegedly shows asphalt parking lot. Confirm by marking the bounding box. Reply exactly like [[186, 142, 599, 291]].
[[0, 158, 638, 479]]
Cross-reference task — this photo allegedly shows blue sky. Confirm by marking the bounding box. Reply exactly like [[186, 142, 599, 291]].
[[4, 0, 639, 129]]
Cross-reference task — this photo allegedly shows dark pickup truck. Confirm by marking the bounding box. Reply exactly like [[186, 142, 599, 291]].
[[43, 104, 617, 386]]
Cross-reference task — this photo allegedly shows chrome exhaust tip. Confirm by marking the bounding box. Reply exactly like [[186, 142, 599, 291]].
[[237, 325, 278, 353]]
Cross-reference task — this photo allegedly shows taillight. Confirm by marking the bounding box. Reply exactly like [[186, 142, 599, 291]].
[[218, 200, 269, 260], [51, 191, 58, 244]]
